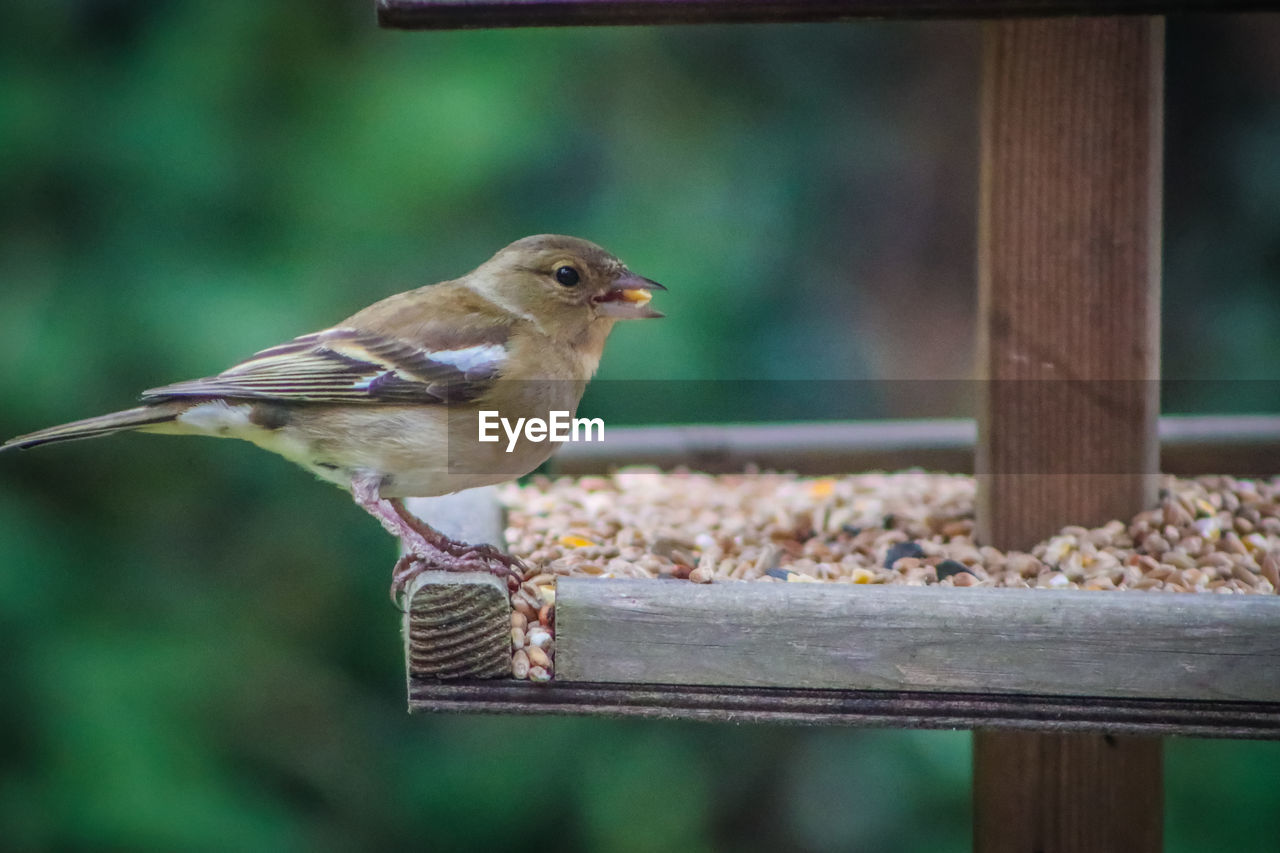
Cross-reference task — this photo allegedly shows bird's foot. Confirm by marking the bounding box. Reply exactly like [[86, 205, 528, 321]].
[[391, 540, 527, 607], [353, 487, 528, 606], [401, 538, 525, 583], [387, 498, 528, 581], [390, 550, 512, 609]]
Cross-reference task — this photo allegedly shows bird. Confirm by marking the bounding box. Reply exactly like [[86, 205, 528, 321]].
[[2, 234, 665, 600]]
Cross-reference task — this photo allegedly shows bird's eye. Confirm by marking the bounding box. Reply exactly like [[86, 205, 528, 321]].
[[554, 266, 581, 287]]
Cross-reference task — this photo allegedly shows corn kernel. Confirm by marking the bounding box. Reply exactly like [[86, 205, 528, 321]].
[[809, 479, 836, 498]]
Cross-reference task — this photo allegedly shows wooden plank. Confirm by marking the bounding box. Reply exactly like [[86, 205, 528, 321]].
[[378, 0, 1280, 30], [406, 680, 1280, 739], [973, 731, 1163, 851], [976, 16, 1163, 550], [550, 415, 1280, 476], [553, 579, 1280, 702]]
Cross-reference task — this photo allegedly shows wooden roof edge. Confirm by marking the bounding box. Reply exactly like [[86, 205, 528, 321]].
[[379, 0, 1280, 31]]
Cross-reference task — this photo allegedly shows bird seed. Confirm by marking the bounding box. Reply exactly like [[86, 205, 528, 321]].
[[498, 469, 1280, 681]]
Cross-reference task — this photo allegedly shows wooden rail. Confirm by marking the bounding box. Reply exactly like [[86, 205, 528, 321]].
[[550, 414, 1280, 475], [553, 580, 1280, 701], [408, 682, 1280, 739]]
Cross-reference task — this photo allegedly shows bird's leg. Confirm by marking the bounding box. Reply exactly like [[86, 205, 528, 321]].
[[350, 473, 460, 564], [388, 497, 528, 579], [349, 474, 522, 604]]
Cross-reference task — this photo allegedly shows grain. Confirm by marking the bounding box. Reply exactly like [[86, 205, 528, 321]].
[[527, 646, 552, 669], [511, 649, 530, 680]]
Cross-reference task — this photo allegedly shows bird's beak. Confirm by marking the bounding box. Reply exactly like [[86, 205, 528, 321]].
[[594, 273, 666, 319]]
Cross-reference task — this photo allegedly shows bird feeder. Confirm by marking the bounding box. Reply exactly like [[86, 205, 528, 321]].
[[379, 3, 1280, 851]]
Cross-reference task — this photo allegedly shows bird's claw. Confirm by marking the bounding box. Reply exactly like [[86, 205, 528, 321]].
[[470, 544, 528, 581], [390, 553, 420, 609]]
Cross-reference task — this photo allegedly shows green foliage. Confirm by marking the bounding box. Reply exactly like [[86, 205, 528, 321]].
[[1, 2, 1278, 849]]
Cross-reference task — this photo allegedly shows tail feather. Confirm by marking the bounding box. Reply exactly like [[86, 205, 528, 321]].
[[2, 404, 186, 451]]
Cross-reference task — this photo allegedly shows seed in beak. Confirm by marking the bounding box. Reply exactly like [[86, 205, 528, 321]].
[[619, 289, 653, 305]]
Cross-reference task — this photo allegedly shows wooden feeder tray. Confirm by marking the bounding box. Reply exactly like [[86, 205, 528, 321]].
[[401, 422, 1280, 740]]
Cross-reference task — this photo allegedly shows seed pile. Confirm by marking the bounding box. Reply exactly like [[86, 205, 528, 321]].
[[499, 469, 1280, 680]]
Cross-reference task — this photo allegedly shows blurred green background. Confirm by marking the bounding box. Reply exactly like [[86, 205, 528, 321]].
[[2, 2, 1279, 850]]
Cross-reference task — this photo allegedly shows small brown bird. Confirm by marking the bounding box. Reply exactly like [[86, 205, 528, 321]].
[[2, 235, 664, 597]]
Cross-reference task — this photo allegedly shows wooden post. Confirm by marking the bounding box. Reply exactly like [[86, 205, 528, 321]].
[[403, 571, 511, 679], [976, 16, 1162, 549], [403, 486, 514, 681], [973, 731, 1164, 852], [975, 16, 1163, 853]]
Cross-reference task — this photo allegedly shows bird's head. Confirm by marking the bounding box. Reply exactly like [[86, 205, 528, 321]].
[[467, 235, 665, 339]]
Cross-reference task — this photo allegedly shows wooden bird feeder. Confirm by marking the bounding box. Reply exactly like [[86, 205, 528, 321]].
[[379, 3, 1280, 851]]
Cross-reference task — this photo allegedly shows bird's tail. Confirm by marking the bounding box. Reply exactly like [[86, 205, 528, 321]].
[[2, 403, 187, 451]]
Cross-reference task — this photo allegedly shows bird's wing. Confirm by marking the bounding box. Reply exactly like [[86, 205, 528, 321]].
[[142, 326, 508, 405]]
